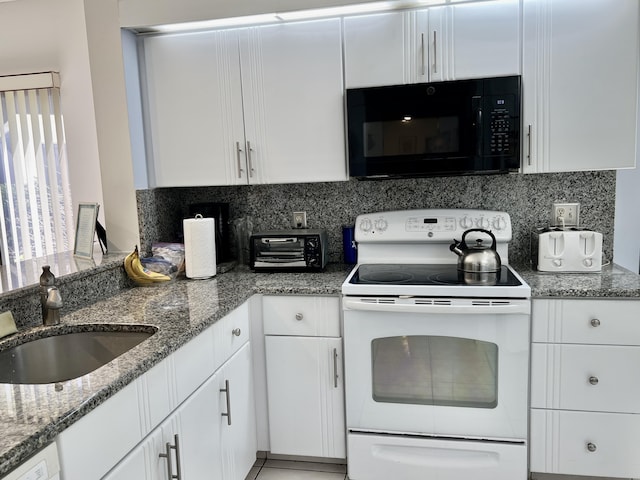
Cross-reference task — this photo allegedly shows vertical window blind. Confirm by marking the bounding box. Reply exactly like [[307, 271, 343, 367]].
[[0, 72, 74, 265]]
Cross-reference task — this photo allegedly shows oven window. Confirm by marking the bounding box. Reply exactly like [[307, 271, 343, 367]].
[[371, 336, 498, 408]]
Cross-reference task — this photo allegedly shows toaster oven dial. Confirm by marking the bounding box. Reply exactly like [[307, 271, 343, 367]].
[[584, 258, 593, 267]]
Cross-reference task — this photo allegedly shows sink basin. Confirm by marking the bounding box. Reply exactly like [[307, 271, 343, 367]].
[[0, 328, 155, 384]]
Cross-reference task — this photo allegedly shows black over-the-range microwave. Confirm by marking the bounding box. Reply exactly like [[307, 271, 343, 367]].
[[346, 75, 521, 179]]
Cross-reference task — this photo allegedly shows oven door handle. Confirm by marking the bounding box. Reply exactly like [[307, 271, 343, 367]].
[[342, 297, 530, 315]]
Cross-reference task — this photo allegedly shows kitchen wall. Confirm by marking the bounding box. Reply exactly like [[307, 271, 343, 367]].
[[137, 170, 616, 267]]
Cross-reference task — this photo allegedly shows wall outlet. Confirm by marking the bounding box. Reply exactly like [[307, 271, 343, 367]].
[[551, 202, 580, 227], [292, 211, 307, 229]]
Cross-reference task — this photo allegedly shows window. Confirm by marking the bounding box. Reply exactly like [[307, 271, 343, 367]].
[[0, 72, 74, 265]]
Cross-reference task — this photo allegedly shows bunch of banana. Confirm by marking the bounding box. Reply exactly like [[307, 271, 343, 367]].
[[124, 246, 172, 285]]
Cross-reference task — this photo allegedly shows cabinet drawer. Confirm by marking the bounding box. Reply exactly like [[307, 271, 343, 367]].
[[531, 343, 640, 413], [530, 409, 640, 478], [213, 301, 250, 370], [532, 299, 640, 345], [263, 296, 340, 337]]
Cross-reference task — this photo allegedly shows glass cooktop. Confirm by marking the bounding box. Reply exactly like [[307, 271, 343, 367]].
[[349, 263, 522, 287]]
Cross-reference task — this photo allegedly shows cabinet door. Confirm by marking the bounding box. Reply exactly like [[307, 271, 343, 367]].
[[522, 0, 639, 173], [343, 12, 412, 88], [103, 427, 164, 480], [418, 0, 520, 83], [174, 373, 223, 479], [265, 336, 346, 458], [143, 29, 247, 186], [437, 0, 521, 81], [239, 18, 347, 184], [217, 342, 257, 480]]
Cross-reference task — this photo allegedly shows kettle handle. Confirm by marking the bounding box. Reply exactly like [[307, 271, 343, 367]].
[[460, 228, 497, 250]]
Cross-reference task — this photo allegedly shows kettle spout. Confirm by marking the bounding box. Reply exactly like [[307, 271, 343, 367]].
[[449, 240, 463, 257]]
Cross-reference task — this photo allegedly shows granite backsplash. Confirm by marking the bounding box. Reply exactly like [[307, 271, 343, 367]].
[[136, 171, 616, 267]]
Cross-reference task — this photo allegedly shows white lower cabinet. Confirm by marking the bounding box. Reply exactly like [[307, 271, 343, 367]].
[[56, 301, 255, 480], [530, 298, 640, 478], [262, 295, 345, 459], [217, 343, 257, 479], [104, 343, 255, 480], [104, 374, 222, 480]]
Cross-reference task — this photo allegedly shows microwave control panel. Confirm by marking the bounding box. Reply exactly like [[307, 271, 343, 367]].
[[488, 94, 516, 156]]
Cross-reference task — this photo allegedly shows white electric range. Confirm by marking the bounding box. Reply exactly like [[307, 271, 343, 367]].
[[341, 209, 531, 480]]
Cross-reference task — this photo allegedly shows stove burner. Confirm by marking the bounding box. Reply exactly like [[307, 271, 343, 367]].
[[358, 270, 415, 284]]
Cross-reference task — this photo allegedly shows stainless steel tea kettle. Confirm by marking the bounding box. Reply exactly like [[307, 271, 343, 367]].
[[449, 228, 501, 273]]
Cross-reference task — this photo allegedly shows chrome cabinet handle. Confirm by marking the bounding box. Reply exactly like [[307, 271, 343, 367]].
[[589, 376, 599, 385], [527, 125, 532, 165], [246, 141, 254, 178], [587, 442, 597, 452], [295, 313, 304, 321], [433, 31, 437, 74], [333, 348, 339, 389], [591, 318, 601, 327], [235, 141, 244, 178], [159, 434, 182, 480], [159, 442, 173, 480], [221, 379, 232, 426], [232, 328, 241, 337], [420, 33, 425, 76]]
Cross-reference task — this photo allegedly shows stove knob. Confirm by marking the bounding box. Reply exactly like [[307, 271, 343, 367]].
[[583, 258, 593, 267], [460, 216, 473, 229], [360, 218, 372, 232], [553, 259, 563, 267], [493, 216, 507, 230], [374, 219, 388, 231], [476, 217, 490, 229]]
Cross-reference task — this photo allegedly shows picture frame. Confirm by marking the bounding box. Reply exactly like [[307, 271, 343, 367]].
[[74, 203, 100, 259]]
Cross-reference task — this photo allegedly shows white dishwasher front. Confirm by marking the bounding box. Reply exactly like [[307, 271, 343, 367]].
[[2, 443, 60, 480]]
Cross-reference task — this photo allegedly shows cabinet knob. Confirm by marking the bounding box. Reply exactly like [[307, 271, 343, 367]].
[[591, 318, 601, 327], [589, 376, 599, 385], [295, 313, 304, 321], [587, 442, 597, 452], [232, 328, 241, 336]]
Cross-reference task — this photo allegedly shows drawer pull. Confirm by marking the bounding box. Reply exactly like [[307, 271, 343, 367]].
[[589, 376, 599, 385], [295, 313, 304, 321], [587, 442, 597, 452], [591, 318, 601, 327], [232, 328, 241, 337]]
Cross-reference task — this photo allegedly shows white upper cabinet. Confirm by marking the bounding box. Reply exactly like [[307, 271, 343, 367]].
[[143, 18, 346, 187], [239, 19, 346, 184], [343, 0, 521, 89], [424, 0, 521, 83], [143, 30, 245, 187], [522, 0, 639, 173], [343, 12, 412, 88]]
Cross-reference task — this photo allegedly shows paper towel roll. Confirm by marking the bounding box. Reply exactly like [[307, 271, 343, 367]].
[[183, 215, 216, 279]]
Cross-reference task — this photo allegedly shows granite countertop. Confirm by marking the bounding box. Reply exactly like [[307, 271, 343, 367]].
[[1, 262, 639, 476]]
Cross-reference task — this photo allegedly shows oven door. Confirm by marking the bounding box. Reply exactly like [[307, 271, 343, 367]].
[[342, 296, 530, 441]]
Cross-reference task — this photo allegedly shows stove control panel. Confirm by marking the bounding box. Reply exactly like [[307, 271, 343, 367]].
[[356, 209, 512, 243]]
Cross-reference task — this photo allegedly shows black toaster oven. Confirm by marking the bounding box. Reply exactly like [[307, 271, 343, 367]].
[[250, 229, 329, 271]]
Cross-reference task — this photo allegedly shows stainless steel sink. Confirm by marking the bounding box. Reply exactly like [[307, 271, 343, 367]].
[[0, 328, 155, 384]]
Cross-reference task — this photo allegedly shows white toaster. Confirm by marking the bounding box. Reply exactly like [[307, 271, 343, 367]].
[[531, 228, 603, 272]]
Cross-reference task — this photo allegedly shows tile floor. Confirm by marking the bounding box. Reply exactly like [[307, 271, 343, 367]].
[[245, 458, 348, 480]]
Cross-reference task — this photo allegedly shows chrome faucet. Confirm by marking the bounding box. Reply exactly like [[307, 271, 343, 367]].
[[40, 265, 63, 326], [43, 286, 63, 326]]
